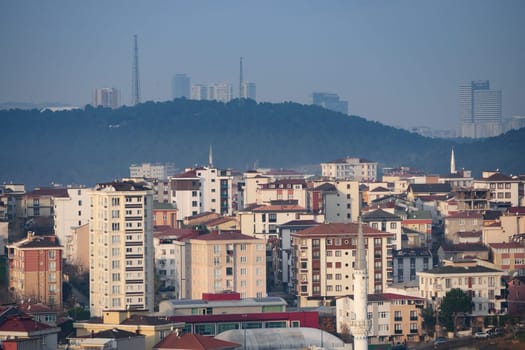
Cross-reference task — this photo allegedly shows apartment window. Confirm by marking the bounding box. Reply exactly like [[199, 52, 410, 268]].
[[326, 250, 332, 256], [192, 201, 198, 207], [410, 323, 418, 331], [335, 250, 341, 257], [112, 273, 120, 281], [112, 285, 120, 294], [505, 183, 511, 189], [112, 198, 120, 206], [256, 256, 264, 263], [261, 214, 266, 222], [111, 223, 120, 231], [394, 311, 402, 321], [327, 274, 333, 280], [48, 261, 56, 271], [335, 285, 342, 292], [111, 210, 119, 218], [240, 243, 247, 251], [336, 273, 342, 280], [112, 260, 120, 269], [445, 278, 451, 288], [497, 183, 504, 189], [379, 311, 388, 318], [49, 272, 56, 282], [112, 235, 120, 243], [112, 248, 120, 256], [241, 268, 247, 275], [214, 245, 220, 254], [226, 267, 233, 276], [256, 267, 263, 276], [48, 250, 55, 259], [240, 256, 247, 263], [390, 222, 397, 229], [213, 257, 220, 266], [269, 213, 277, 222], [49, 284, 56, 292], [372, 223, 378, 229]]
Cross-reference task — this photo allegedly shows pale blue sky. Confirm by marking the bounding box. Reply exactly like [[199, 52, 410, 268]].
[[1, 0, 524, 130]]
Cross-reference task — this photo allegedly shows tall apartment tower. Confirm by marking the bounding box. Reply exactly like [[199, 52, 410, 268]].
[[89, 181, 154, 317], [241, 82, 257, 100], [131, 34, 141, 106], [93, 88, 120, 108], [172, 74, 190, 99], [459, 80, 502, 138]]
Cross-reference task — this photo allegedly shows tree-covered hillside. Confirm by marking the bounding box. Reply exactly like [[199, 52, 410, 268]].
[[1, 99, 524, 188]]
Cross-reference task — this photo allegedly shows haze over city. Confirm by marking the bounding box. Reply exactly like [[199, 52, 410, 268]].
[[1, 0, 524, 130]]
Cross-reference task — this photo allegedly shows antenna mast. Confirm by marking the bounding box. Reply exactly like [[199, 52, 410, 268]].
[[132, 34, 141, 106], [239, 56, 244, 99]]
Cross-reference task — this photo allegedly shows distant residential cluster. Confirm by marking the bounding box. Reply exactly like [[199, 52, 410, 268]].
[[1, 149, 525, 349]]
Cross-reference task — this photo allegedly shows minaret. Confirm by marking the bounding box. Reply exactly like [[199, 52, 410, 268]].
[[132, 34, 141, 106], [209, 144, 213, 167], [349, 219, 370, 350], [450, 148, 457, 174]]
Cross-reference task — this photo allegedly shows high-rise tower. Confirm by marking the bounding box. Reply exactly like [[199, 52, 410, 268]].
[[239, 56, 243, 99], [349, 219, 370, 350], [132, 34, 141, 106], [459, 80, 502, 138]]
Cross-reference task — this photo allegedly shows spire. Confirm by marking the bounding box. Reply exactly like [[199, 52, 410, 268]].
[[239, 56, 244, 99], [209, 144, 213, 167], [450, 148, 457, 174], [355, 218, 366, 271]]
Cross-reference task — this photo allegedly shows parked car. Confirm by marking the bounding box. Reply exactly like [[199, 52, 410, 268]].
[[433, 337, 448, 347], [474, 332, 489, 339]]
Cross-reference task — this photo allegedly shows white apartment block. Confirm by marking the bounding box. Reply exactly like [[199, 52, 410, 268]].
[[241, 171, 271, 207], [129, 162, 176, 180], [417, 265, 507, 316], [89, 181, 154, 317], [308, 180, 360, 223], [337, 293, 425, 344], [191, 83, 233, 103], [473, 171, 523, 207], [169, 169, 201, 219], [362, 208, 403, 250], [291, 223, 394, 307], [53, 187, 91, 263], [153, 231, 187, 299], [256, 179, 308, 208], [321, 157, 378, 181], [195, 167, 234, 215], [187, 230, 267, 299], [238, 204, 310, 240]]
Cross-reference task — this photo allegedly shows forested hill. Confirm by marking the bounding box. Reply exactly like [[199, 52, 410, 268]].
[[1, 99, 524, 188]]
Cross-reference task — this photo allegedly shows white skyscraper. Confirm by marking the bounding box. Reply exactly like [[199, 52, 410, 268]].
[[241, 82, 257, 100], [93, 88, 120, 109], [89, 181, 154, 317], [459, 80, 502, 138]]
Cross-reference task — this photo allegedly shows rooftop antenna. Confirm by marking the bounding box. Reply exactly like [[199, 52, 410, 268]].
[[239, 56, 244, 99], [209, 144, 213, 167], [132, 34, 141, 106]]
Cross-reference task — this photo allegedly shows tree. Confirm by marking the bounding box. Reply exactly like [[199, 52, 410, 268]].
[[439, 288, 472, 331], [422, 305, 436, 337]]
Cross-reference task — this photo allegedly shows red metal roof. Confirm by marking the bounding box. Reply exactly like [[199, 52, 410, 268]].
[[154, 333, 239, 350]]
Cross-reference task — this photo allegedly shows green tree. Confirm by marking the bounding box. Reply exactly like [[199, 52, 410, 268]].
[[422, 305, 436, 337], [439, 288, 472, 331]]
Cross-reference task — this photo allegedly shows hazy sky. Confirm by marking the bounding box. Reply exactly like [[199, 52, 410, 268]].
[[1, 1, 524, 130]]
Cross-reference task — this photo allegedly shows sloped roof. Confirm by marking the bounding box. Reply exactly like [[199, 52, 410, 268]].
[[191, 230, 258, 241], [408, 183, 451, 193], [361, 208, 401, 221], [422, 265, 503, 275], [25, 187, 69, 198], [154, 333, 239, 350], [440, 242, 488, 252], [83, 328, 143, 339], [293, 222, 392, 237], [446, 211, 483, 219], [0, 315, 55, 333], [312, 183, 337, 192], [482, 173, 514, 181]]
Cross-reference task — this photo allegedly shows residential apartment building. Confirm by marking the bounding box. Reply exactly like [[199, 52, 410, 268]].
[[417, 264, 507, 316], [402, 211, 432, 246], [53, 186, 91, 263], [129, 162, 176, 180], [257, 179, 308, 208], [291, 223, 394, 307], [22, 187, 69, 219], [308, 180, 360, 224], [241, 82, 256, 100], [238, 203, 310, 239], [191, 83, 233, 103], [321, 157, 377, 182], [196, 167, 234, 216], [337, 293, 425, 344], [187, 230, 267, 299], [361, 208, 403, 250], [444, 211, 483, 243], [169, 169, 201, 219], [7, 233, 63, 308], [89, 181, 154, 317], [392, 248, 432, 284], [172, 74, 190, 99], [488, 242, 525, 276], [153, 201, 177, 228], [473, 171, 523, 207], [241, 171, 271, 207]]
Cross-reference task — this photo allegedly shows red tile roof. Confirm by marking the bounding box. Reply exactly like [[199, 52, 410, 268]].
[[25, 188, 69, 198], [446, 211, 483, 219], [0, 315, 54, 333], [173, 170, 198, 178], [154, 333, 239, 350], [508, 207, 525, 215], [488, 242, 524, 250]]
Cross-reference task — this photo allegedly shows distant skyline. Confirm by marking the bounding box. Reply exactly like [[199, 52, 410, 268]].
[[1, 1, 524, 130]]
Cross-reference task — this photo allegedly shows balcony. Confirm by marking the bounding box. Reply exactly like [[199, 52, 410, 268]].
[[394, 317, 402, 321], [410, 316, 418, 321], [410, 329, 418, 334], [394, 329, 403, 334]]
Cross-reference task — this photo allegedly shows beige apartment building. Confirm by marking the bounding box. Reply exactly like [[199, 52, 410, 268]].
[[337, 293, 425, 344], [187, 230, 267, 299], [89, 181, 154, 317], [417, 264, 507, 317], [291, 223, 394, 307]]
